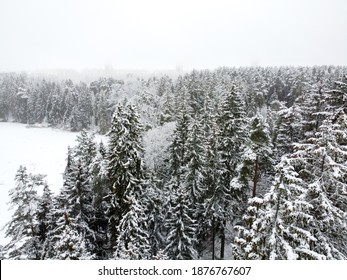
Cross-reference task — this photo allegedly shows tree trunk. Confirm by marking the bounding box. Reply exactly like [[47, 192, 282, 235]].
[[220, 220, 226, 259], [212, 217, 215, 260], [252, 155, 259, 198]]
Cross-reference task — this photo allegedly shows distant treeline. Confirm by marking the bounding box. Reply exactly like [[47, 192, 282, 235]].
[[1, 66, 346, 133]]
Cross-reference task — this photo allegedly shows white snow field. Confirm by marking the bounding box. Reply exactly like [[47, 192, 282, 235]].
[[0, 122, 105, 246]]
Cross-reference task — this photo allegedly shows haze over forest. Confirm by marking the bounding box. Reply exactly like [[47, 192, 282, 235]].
[[1, 0, 346, 72]]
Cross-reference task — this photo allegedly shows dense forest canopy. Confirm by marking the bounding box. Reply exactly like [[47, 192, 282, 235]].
[[1, 66, 346, 132], [1, 65, 347, 259]]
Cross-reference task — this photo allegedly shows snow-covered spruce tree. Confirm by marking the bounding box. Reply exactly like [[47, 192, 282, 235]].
[[243, 73, 269, 117], [203, 176, 232, 260], [90, 142, 108, 211], [234, 156, 319, 259], [201, 124, 223, 259], [291, 114, 347, 259], [158, 75, 175, 124], [216, 86, 248, 259], [49, 212, 92, 260], [173, 77, 189, 121], [201, 93, 216, 137], [242, 114, 273, 198], [89, 141, 109, 259], [4, 166, 44, 259], [53, 143, 96, 257], [61, 80, 75, 127], [26, 88, 37, 124], [35, 184, 54, 259], [164, 185, 198, 260], [233, 196, 265, 260], [185, 119, 205, 212], [114, 195, 151, 259], [32, 85, 48, 124], [144, 176, 167, 258], [69, 84, 93, 131], [43, 195, 67, 259], [46, 83, 64, 126], [95, 91, 112, 134], [299, 81, 330, 139], [73, 130, 97, 242], [326, 74, 347, 115], [105, 105, 148, 256], [163, 108, 200, 259], [183, 119, 207, 255], [74, 129, 97, 168], [14, 87, 29, 123], [186, 70, 206, 117], [168, 111, 190, 181], [274, 104, 304, 158]]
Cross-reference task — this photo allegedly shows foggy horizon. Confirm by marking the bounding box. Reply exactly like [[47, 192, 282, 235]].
[[1, 0, 346, 72]]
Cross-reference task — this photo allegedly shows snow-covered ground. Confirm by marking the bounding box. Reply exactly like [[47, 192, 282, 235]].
[[0, 122, 105, 246]]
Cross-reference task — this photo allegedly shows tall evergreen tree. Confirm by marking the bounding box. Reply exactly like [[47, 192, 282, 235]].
[[201, 124, 222, 259], [48, 213, 92, 260], [173, 77, 189, 120], [89, 142, 109, 259], [74, 129, 97, 167], [164, 186, 198, 260], [4, 166, 44, 259], [234, 156, 319, 260], [274, 103, 304, 159], [35, 184, 54, 259], [105, 105, 147, 255], [168, 111, 190, 182], [300, 81, 329, 138], [56, 142, 96, 255], [242, 114, 273, 197], [216, 86, 248, 258], [144, 176, 167, 258], [291, 114, 347, 259], [114, 195, 151, 259], [47, 83, 64, 126], [185, 119, 205, 209], [164, 107, 202, 255], [326, 74, 347, 115], [95, 91, 111, 134]]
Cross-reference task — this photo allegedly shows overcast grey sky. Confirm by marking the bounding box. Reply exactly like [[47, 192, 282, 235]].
[[0, 0, 346, 72]]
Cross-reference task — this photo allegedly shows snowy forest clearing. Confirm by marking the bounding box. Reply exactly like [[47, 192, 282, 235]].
[[0, 122, 105, 245]]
